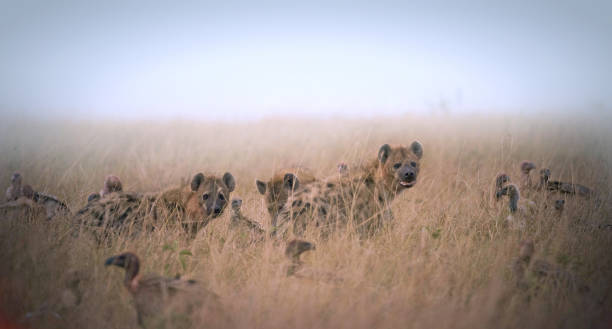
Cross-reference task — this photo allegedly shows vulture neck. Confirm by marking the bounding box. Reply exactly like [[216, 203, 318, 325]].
[[124, 259, 141, 293]]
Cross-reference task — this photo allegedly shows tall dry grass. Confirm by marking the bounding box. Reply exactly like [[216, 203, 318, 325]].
[[0, 113, 611, 329]]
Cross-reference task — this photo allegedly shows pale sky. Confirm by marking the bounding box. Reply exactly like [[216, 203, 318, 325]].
[[1, 0, 611, 119]]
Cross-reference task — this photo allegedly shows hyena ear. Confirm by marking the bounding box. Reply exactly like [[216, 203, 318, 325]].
[[255, 180, 267, 195], [378, 144, 392, 164], [283, 173, 299, 191], [410, 141, 423, 159], [223, 172, 236, 192], [191, 173, 206, 191]]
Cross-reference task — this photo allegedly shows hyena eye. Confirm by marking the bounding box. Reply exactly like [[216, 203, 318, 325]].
[[218, 193, 225, 201], [393, 163, 402, 169], [410, 161, 417, 167], [202, 193, 209, 201]]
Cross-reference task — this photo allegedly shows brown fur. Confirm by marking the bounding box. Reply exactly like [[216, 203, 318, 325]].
[[74, 172, 235, 239], [275, 142, 423, 238], [154, 172, 235, 236], [256, 168, 316, 221]]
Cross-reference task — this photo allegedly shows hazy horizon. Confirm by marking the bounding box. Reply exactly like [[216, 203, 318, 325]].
[[1, 0, 611, 120]]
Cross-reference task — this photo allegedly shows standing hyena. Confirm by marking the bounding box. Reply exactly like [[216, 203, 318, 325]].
[[275, 141, 423, 238], [74, 172, 235, 239]]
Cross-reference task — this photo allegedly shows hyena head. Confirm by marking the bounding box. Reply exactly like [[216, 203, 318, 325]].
[[256, 169, 313, 219], [186, 172, 235, 220], [377, 141, 423, 190], [256, 178, 281, 218]]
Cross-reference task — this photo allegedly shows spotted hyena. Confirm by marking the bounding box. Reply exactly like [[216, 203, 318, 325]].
[[74, 172, 235, 239], [275, 141, 423, 238], [255, 168, 316, 223]]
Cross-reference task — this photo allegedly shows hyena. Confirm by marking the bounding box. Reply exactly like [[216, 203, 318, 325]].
[[255, 168, 315, 222], [275, 141, 423, 238], [74, 172, 235, 239]]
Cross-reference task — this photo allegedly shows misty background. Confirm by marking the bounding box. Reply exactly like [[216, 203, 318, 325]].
[[0, 0, 611, 120]]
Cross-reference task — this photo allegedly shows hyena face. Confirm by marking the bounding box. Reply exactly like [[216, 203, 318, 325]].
[[377, 141, 423, 190], [256, 169, 315, 219], [186, 172, 235, 220], [256, 179, 286, 219]]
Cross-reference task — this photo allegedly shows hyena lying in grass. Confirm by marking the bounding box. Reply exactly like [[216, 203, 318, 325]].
[[74, 172, 235, 240], [275, 141, 423, 238], [255, 168, 316, 223], [234, 164, 355, 238]]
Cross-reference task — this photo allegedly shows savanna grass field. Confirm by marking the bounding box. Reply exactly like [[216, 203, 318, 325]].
[[1, 113, 611, 329]]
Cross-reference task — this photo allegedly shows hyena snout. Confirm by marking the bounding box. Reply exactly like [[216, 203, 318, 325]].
[[399, 167, 417, 182], [209, 199, 226, 217]]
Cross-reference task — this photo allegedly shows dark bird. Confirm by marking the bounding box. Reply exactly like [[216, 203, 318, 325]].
[[539, 168, 594, 197], [284, 240, 343, 283], [100, 175, 123, 197], [498, 184, 536, 228], [5, 172, 24, 201], [554, 199, 565, 214], [494, 173, 510, 200], [105, 252, 226, 329], [87, 192, 101, 203], [285, 240, 316, 277], [538, 168, 551, 191], [229, 198, 265, 235], [520, 161, 536, 189], [512, 240, 587, 292]]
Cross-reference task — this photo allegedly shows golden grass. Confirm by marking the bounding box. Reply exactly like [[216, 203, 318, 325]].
[[1, 113, 611, 329]]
